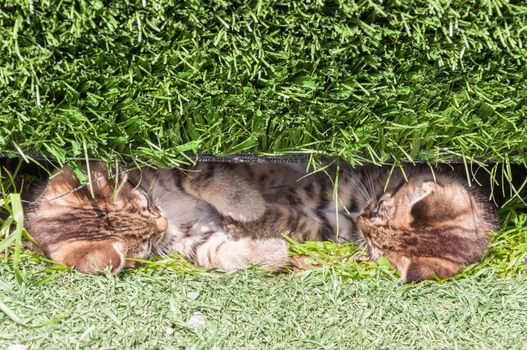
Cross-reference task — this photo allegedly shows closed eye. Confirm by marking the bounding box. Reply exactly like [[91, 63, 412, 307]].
[[139, 190, 154, 211]]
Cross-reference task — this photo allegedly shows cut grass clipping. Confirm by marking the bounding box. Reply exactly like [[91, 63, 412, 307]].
[[1, 1, 527, 166]]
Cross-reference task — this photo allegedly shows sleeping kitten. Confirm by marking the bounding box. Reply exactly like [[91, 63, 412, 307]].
[[355, 168, 499, 282], [26, 161, 499, 282], [228, 164, 499, 282], [127, 163, 296, 272], [25, 163, 290, 274], [25, 163, 168, 274]]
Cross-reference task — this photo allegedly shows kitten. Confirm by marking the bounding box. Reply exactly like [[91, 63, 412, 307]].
[[25, 163, 290, 274], [25, 163, 168, 274], [355, 168, 499, 282], [128, 162, 294, 272], [228, 164, 499, 282], [26, 161, 499, 282]]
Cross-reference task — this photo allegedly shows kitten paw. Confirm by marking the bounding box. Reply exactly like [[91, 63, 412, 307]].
[[216, 195, 266, 222]]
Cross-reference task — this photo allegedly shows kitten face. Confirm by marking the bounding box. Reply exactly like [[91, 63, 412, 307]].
[[103, 184, 169, 260], [26, 164, 168, 274], [357, 174, 497, 283]]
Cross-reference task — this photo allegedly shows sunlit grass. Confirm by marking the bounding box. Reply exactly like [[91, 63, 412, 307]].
[[1, 1, 526, 166]]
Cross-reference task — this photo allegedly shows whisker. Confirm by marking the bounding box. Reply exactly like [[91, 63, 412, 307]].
[[154, 187, 183, 204], [364, 172, 375, 202], [355, 178, 372, 204]]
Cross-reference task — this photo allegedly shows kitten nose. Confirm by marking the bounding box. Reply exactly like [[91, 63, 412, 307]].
[[156, 217, 168, 232]]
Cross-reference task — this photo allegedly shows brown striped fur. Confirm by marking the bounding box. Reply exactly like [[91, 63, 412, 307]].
[[26, 162, 291, 274], [26, 162, 499, 282], [225, 164, 499, 282], [25, 164, 168, 274], [127, 163, 290, 272], [356, 169, 498, 282]]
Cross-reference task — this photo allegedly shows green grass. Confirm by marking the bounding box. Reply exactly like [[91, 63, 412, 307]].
[[1, 0, 527, 166], [1, 254, 526, 349]]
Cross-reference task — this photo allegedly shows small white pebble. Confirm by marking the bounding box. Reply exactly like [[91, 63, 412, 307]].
[[186, 291, 200, 300], [187, 311, 207, 328], [165, 327, 175, 336], [7, 345, 28, 350]]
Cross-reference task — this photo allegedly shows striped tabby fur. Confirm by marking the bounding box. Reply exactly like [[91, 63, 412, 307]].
[[222, 163, 499, 282], [26, 162, 293, 274], [25, 163, 169, 274], [26, 162, 499, 282]]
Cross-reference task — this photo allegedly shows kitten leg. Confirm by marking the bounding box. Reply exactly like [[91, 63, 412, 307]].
[[47, 239, 126, 274], [391, 254, 462, 283], [179, 163, 266, 222], [169, 229, 290, 271]]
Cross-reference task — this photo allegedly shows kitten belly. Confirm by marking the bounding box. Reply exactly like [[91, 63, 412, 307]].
[[156, 198, 289, 271], [138, 170, 219, 254], [156, 196, 223, 255], [165, 220, 221, 258]]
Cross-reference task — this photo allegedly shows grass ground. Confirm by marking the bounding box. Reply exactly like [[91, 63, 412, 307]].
[[1, 264, 526, 349], [1, 209, 526, 349]]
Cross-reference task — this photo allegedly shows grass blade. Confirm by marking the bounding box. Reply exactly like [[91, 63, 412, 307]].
[[10, 193, 25, 284], [0, 300, 70, 329]]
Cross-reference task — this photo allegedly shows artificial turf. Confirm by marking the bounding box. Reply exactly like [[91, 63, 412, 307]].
[[0, 0, 526, 165]]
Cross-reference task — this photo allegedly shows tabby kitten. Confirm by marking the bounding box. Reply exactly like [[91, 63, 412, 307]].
[[227, 164, 499, 282], [25, 163, 169, 274], [26, 161, 498, 282], [26, 163, 290, 274], [355, 169, 499, 282], [128, 163, 293, 272]]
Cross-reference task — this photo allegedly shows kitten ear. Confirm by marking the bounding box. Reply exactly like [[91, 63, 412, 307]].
[[397, 256, 460, 283], [55, 240, 126, 274], [112, 173, 129, 201], [48, 163, 114, 201], [410, 181, 437, 205], [409, 181, 440, 222], [51, 166, 82, 189]]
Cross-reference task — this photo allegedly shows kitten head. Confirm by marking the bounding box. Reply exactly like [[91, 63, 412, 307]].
[[356, 173, 498, 283], [26, 163, 168, 274]]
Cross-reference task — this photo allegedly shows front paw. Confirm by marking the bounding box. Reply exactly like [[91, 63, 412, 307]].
[[219, 195, 266, 222]]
